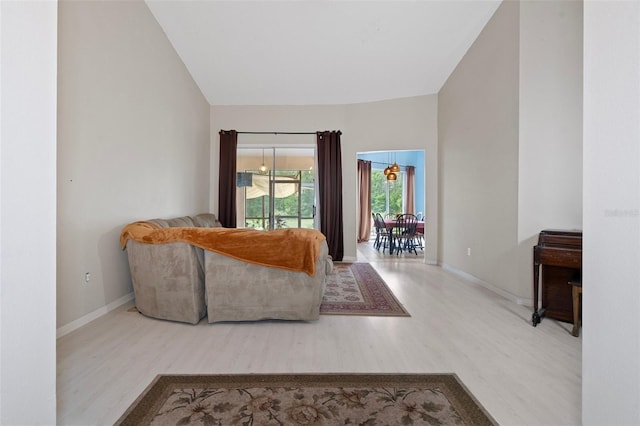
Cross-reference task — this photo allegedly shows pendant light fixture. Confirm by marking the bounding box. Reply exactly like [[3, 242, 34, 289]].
[[259, 149, 268, 174], [384, 152, 392, 176], [390, 152, 400, 173], [386, 151, 398, 181]]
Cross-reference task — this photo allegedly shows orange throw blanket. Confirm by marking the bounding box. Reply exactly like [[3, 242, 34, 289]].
[[120, 222, 326, 276]]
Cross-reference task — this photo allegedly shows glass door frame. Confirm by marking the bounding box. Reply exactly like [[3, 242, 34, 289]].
[[236, 144, 318, 231]]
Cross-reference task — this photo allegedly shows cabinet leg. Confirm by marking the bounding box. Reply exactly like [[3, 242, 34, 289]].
[[571, 284, 581, 337], [532, 312, 540, 327]]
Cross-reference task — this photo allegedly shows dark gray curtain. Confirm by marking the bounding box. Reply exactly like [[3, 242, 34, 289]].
[[218, 130, 237, 227], [316, 130, 344, 261]]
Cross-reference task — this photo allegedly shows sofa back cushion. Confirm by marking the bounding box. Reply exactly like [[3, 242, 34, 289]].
[[191, 213, 222, 228], [145, 214, 222, 229]]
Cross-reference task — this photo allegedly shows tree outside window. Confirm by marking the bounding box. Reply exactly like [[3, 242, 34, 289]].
[[371, 169, 403, 215], [244, 170, 315, 230]]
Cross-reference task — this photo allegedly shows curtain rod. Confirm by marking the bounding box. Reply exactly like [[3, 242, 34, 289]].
[[368, 160, 411, 169], [236, 131, 317, 135]]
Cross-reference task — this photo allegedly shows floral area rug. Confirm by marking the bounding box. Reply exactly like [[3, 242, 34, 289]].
[[115, 373, 497, 426], [320, 262, 410, 317]]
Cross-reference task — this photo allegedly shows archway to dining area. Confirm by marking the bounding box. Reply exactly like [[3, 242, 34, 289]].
[[356, 150, 426, 261]]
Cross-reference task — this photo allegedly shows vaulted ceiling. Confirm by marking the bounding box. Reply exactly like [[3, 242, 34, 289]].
[[146, 1, 501, 106]]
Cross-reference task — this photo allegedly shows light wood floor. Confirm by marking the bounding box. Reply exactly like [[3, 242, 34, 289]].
[[57, 242, 581, 425]]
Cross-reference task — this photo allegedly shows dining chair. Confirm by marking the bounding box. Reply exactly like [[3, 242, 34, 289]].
[[371, 213, 383, 251], [414, 215, 424, 251], [413, 228, 424, 251], [393, 213, 419, 255], [373, 213, 391, 253]]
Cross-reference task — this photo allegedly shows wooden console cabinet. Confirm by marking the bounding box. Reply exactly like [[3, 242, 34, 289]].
[[532, 229, 582, 326]]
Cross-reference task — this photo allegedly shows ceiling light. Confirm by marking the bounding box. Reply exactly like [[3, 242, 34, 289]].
[[259, 149, 269, 174]]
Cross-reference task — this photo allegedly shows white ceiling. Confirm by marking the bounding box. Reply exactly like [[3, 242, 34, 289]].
[[146, 1, 501, 106]]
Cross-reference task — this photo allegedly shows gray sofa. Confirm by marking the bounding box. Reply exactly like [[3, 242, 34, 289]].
[[123, 213, 332, 324], [205, 241, 331, 323], [124, 213, 221, 324]]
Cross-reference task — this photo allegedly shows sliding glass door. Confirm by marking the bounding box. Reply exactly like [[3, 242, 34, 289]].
[[237, 147, 316, 230]]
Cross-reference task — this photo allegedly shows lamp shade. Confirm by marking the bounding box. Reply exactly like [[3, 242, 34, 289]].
[[387, 172, 397, 181], [383, 166, 391, 176], [390, 162, 400, 173]]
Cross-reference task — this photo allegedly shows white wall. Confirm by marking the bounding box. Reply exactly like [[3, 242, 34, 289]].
[[583, 2, 640, 424], [518, 0, 583, 298], [439, 0, 583, 303], [438, 1, 521, 297], [57, 0, 210, 328], [346, 96, 438, 263], [210, 95, 438, 262], [0, 1, 57, 424]]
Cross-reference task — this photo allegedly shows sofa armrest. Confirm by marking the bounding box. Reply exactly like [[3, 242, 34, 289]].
[[325, 256, 334, 275]]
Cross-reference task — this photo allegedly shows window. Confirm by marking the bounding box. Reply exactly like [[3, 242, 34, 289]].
[[371, 169, 403, 215]]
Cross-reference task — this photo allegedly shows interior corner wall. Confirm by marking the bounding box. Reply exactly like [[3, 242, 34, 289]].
[[517, 0, 583, 300], [438, 1, 520, 296], [1, 1, 57, 424], [439, 0, 583, 302], [57, 0, 210, 329], [583, 2, 640, 424], [210, 95, 438, 262]]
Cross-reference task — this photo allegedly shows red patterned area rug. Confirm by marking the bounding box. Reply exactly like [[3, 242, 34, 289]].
[[115, 373, 497, 426], [320, 262, 410, 317]]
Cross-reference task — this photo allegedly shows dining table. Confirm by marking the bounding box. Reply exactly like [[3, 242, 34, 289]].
[[382, 218, 424, 254], [383, 218, 424, 234]]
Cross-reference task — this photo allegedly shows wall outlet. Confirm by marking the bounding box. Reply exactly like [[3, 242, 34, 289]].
[[84, 272, 91, 283], [467, 248, 471, 256]]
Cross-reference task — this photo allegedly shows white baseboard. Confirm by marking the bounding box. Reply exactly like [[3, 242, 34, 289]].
[[440, 263, 532, 306], [56, 292, 134, 339], [342, 255, 358, 262], [54, 264, 529, 337]]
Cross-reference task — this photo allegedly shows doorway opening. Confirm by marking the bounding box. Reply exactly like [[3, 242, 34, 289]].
[[357, 150, 426, 259]]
